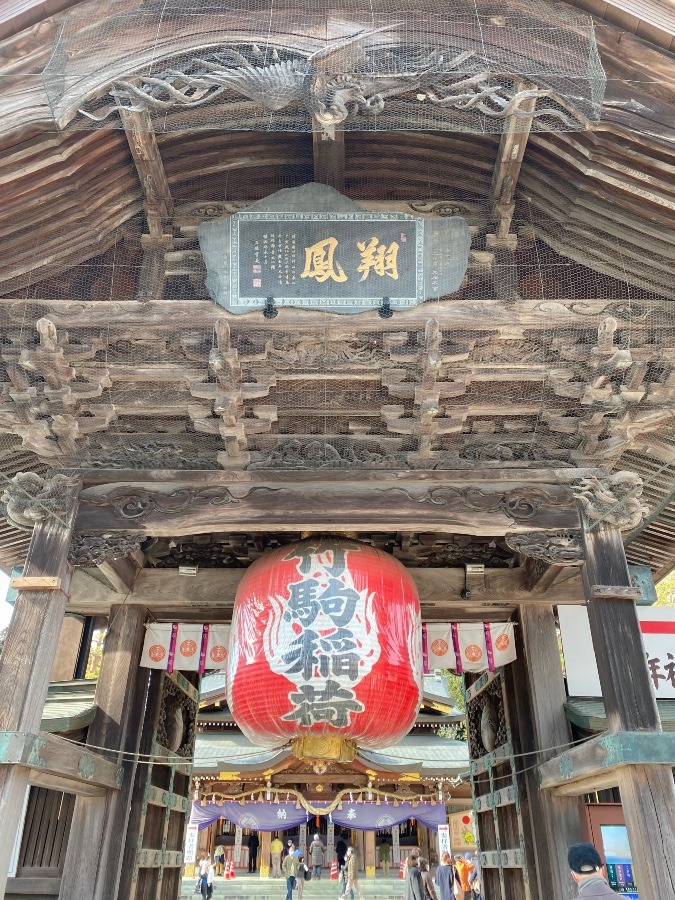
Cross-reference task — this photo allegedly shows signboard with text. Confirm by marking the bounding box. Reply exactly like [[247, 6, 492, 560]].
[[559, 606, 675, 697], [198, 183, 471, 314], [184, 824, 199, 865], [231, 212, 423, 308], [437, 824, 451, 858]]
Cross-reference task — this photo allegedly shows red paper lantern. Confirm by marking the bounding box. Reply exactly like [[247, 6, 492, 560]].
[[228, 538, 422, 758]]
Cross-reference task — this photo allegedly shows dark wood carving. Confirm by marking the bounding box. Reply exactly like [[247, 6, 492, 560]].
[[0, 472, 80, 530], [69, 532, 146, 566], [505, 530, 583, 565]]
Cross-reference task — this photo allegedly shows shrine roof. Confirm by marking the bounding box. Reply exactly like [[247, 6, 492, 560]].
[[194, 731, 292, 773], [357, 735, 470, 776], [565, 696, 675, 733], [192, 731, 469, 776], [40, 678, 97, 734]]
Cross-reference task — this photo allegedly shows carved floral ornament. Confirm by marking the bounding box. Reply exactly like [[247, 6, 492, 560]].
[[0, 472, 79, 531], [68, 532, 146, 566], [505, 531, 584, 566]]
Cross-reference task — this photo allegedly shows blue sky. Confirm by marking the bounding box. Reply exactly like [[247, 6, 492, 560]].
[[0, 571, 12, 629]]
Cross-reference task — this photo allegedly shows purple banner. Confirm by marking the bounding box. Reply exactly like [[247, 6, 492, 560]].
[[191, 802, 310, 831], [191, 800, 446, 832], [330, 801, 446, 832]]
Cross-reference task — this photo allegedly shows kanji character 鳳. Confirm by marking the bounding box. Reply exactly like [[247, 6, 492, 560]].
[[300, 238, 347, 284]]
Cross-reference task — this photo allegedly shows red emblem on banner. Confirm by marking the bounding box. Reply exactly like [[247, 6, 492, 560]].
[[464, 644, 483, 663], [228, 538, 422, 750], [180, 639, 198, 657], [210, 645, 227, 663], [431, 638, 449, 657], [495, 634, 510, 652], [149, 644, 166, 663]]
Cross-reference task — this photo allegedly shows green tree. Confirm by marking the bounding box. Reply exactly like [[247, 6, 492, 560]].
[[436, 670, 467, 741], [656, 570, 675, 606]]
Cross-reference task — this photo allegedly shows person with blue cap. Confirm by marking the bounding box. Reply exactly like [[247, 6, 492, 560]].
[[567, 843, 616, 897]]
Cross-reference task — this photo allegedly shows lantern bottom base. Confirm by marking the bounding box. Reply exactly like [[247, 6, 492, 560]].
[[291, 735, 357, 763]]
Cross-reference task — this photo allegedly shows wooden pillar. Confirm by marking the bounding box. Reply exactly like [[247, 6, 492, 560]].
[[516, 605, 583, 900], [364, 829, 376, 877], [0, 483, 79, 898], [260, 830, 271, 878], [59, 603, 149, 900], [312, 125, 345, 192], [582, 523, 675, 899]]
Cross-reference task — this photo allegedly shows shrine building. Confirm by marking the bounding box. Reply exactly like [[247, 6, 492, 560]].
[[0, 1, 674, 899]]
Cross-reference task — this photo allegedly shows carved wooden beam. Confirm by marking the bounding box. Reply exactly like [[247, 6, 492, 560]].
[[488, 91, 536, 251], [313, 122, 345, 192], [118, 105, 174, 301], [74, 470, 584, 537], [118, 106, 173, 235], [519, 557, 565, 593], [66, 564, 588, 619]]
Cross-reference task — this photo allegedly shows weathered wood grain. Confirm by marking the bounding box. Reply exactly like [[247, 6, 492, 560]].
[[67, 562, 586, 619], [0, 731, 120, 796], [515, 605, 582, 900], [0, 490, 78, 899], [59, 603, 149, 900], [581, 523, 675, 900]]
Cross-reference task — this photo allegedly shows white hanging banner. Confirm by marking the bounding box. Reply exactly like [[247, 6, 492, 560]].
[[425, 624, 454, 669], [205, 625, 230, 670], [423, 623, 516, 673], [140, 623, 231, 673], [141, 623, 173, 669], [173, 623, 204, 672]]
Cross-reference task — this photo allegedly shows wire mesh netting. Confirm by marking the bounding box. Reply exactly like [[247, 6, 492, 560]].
[[43, 0, 605, 134], [0, 144, 673, 488]]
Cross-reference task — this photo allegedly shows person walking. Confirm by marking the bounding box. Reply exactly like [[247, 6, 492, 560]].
[[213, 843, 225, 877], [336, 837, 347, 883], [282, 847, 299, 900], [339, 846, 364, 900], [404, 849, 421, 877], [455, 853, 475, 900], [200, 858, 214, 899], [309, 833, 325, 879], [248, 832, 260, 872], [434, 852, 457, 900], [568, 843, 617, 897], [420, 858, 438, 900], [378, 836, 391, 878], [297, 854, 310, 899], [271, 835, 284, 878], [195, 854, 211, 895], [404, 856, 425, 900]]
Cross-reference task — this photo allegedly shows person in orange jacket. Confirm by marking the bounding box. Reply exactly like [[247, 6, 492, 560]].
[[454, 853, 475, 900]]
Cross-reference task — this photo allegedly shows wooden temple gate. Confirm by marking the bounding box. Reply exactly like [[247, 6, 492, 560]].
[[0, 1, 674, 899]]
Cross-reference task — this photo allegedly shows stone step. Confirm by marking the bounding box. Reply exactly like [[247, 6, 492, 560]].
[[180, 875, 406, 900]]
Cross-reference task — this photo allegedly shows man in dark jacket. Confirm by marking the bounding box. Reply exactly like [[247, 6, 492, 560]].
[[247, 832, 260, 872], [568, 844, 618, 897], [404, 856, 425, 900]]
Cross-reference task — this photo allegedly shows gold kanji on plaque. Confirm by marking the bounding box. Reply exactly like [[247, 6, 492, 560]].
[[356, 237, 400, 281], [300, 237, 348, 283]]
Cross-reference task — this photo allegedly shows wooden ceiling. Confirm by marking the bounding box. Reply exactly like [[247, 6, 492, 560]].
[[0, 0, 674, 579]]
